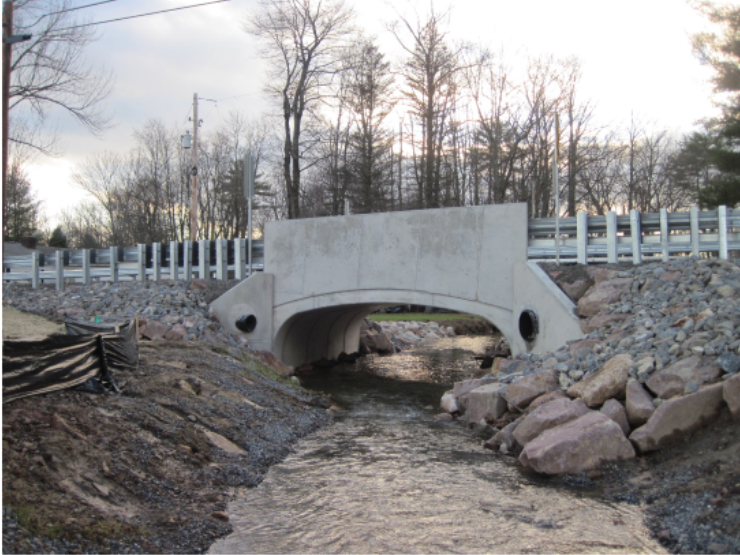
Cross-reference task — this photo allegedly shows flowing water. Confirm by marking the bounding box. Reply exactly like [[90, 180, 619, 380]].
[[210, 336, 664, 554]]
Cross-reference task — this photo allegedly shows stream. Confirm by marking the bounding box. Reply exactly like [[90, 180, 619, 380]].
[[209, 336, 664, 554]]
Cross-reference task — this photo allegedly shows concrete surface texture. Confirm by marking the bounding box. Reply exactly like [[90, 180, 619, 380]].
[[211, 203, 583, 366]]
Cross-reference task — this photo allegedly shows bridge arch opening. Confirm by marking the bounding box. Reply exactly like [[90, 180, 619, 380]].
[[273, 294, 512, 367]]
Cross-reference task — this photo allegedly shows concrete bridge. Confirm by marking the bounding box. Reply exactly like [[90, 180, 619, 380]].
[[211, 203, 583, 367]]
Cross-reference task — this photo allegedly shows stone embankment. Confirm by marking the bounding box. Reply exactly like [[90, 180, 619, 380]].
[[440, 257, 740, 476], [2, 278, 254, 360], [360, 320, 456, 354], [360, 318, 497, 354]]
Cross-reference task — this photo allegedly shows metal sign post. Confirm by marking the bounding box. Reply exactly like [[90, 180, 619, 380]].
[[553, 114, 560, 265], [244, 152, 255, 277]]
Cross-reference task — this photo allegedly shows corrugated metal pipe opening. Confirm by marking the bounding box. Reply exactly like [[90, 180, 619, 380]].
[[518, 310, 538, 342], [236, 314, 257, 333]]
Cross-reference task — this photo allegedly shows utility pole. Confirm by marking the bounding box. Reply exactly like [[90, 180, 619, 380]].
[[2, 1, 30, 247], [398, 118, 403, 211], [3, 1, 14, 245], [190, 93, 199, 241]]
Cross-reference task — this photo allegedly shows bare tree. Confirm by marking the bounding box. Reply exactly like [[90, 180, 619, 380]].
[[246, 0, 354, 219], [9, 0, 114, 154], [392, 7, 464, 209]]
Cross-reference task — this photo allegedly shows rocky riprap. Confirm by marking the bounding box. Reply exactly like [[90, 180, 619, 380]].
[[439, 256, 740, 554], [2, 278, 248, 353]]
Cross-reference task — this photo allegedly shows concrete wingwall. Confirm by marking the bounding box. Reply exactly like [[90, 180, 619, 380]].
[[211, 203, 584, 367]]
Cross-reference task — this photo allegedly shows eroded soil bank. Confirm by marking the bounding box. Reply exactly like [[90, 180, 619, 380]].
[[2, 333, 332, 554]]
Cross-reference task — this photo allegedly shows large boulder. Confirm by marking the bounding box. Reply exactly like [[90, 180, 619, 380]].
[[559, 279, 593, 302], [440, 391, 460, 414], [519, 412, 636, 475], [467, 383, 508, 423], [528, 390, 568, 410], [629, 383, 726, 453], [484, 419, 521, 453], [140, 320, 170, 341], [567, 354, 632, 407], [646, 356, 723, 399], [360, 330, 394, 354], [600, 399, 630, 436], [452, 378, 498, 398], [452, 378, 499, 411], [513, 397, 592, 446], [723, 373, 740, 419], [577, 278, 632, 318], [504, 369, 560, 411], [625, 380, 655, 426]]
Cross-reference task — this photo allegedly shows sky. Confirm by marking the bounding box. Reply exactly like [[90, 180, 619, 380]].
[[13, 0, 721, 228]]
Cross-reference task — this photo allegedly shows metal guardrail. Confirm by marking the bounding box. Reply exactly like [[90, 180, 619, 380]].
[[528, 206, 740, 264], [3, 238, 264, 290], [5, 206, 739, 289]]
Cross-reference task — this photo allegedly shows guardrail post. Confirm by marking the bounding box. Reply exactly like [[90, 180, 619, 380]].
[[216, 239, 227, 280], [660, 208, 669, 262], [719, 205, 728, 260], [55, 251, 64, 290], [82, 249, 92, 285], [576, 212, 588, 265], [137, 244, 146, 281], [183, 241, 192, 280], [630, 209, 642, 265], [31, 251, 40, 289], [606, 211, 618, 263], [152, 242, 161, 282], [169, 241, 179, 281], [110, 246, 119, 282], [199, 240, 210, 280], [690, 206, 700, 257], [235, 238, 246, 280]]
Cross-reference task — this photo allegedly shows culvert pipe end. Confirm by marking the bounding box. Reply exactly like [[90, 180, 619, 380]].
[[236, 314, 258, 333], [519, 309, 538, 342]]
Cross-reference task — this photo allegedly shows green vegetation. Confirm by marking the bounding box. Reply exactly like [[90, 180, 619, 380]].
[[368, 312, 485, 322], [243, 357, 298, 388]]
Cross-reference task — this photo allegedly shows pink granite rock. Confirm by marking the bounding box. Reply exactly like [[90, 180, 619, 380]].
[[567, 354, 632, 407], [560, 279, 593, 302], [504, 369, 560, 410], [625, 380, 655, 426], [577, 278, 633, 318], [484, 419, 521, 452], [519, 412, 636, 475], [629, 383, 726, 453], [141, 320, 170, 341], [467, 383, 508, 423], [646, 356, 723, 399], [724, 373, 740, 419], [580, 313, 630, 334], [600, 399, 630, 436], [528, 390, 569, 410], [513, 397, 592, 446], [452, 378, 498, 399]]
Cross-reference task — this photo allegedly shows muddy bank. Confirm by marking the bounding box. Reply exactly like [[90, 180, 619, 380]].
[[2, 336, 332, 554]]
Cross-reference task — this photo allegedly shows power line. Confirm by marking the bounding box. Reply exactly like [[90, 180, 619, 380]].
[[56, 0, 232, 31], [50, 0, 123, 17], [17, 0, 123, 30]]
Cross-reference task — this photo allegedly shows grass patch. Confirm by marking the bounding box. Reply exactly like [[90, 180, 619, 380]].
[[243, 356, 298, 388], [368, 312, 486, 322]]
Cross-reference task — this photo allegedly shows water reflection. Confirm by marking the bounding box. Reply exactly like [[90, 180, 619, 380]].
[[210, 337, 664, 554]]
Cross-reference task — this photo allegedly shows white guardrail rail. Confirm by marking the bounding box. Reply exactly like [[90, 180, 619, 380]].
[[4, 206, 740, 290], [3, 239, 264, 290], [528, 206, 740, 264]]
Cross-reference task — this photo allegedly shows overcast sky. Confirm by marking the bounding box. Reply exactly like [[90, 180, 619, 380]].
[[18, 0, 719, 227]]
